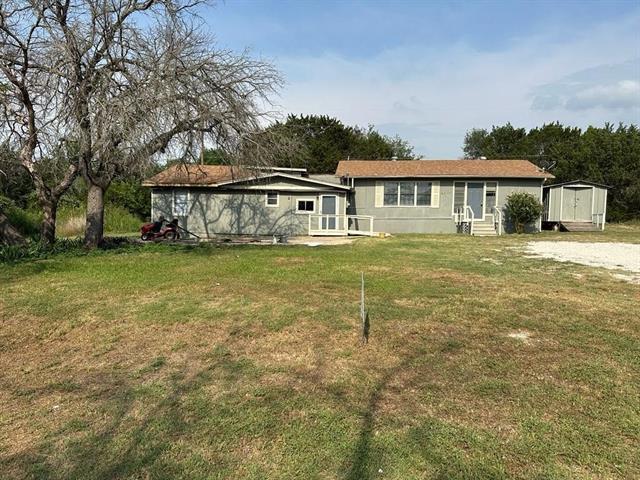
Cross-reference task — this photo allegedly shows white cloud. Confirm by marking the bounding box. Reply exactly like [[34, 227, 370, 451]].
[[532, 60, 640, 111], [271, 13, 640, 158], [566, 80, 640, 110]]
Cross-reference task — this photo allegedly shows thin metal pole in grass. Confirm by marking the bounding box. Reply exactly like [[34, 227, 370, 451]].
[[361, 272, 369, 345]]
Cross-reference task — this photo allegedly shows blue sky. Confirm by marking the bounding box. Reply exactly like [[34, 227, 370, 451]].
[[199, 0, 640, 158]]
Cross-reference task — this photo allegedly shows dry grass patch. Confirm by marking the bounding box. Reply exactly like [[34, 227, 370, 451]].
[[0, 226, 638, 479]]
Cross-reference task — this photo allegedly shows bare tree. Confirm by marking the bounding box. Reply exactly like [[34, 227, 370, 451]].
[[1, 1, 282, 247], [0, 3, 79, 243]]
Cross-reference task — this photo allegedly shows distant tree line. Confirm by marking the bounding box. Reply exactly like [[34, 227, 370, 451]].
[[464, 122, 640, 221]]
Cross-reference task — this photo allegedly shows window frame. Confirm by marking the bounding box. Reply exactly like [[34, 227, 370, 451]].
[[383, 182, 398, 206], [382, 181, 433, 207], [416, 182, 432, 206], [295, 198, 315, 214], [265, 191, 279, 207], [173, 190, 189, 217]]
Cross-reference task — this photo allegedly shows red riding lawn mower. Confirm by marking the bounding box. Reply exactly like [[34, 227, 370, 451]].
[[140, 217, 180, 241]]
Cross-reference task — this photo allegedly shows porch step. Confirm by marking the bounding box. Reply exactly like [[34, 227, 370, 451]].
[[560, 222, 600, 232], [472, 222, 497, 236]]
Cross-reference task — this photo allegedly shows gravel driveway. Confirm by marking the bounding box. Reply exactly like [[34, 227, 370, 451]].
[[524, 241, 640, 278]]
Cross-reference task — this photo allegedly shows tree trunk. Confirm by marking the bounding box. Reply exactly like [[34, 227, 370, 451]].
[[0, 211, 27, 246], [40, 201, 57, 245], [84, 183, 105, 248]]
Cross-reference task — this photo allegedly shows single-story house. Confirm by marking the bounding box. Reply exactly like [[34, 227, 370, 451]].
[[143, 159, 564, 237], [542, 180, 609, 231]]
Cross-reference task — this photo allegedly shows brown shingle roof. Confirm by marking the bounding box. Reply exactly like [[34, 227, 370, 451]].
[[142, 164, 258, 186], [335, 159, 554, 179], [142, 164, 350, 189]]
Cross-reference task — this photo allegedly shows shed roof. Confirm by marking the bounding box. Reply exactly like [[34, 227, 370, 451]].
[[335, 159, 554, 179], [543, 179, 611, 189]]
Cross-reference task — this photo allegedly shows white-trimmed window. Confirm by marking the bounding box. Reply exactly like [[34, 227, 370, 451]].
[[296, 199, 315, 213], [485, 182, 497, 214], [265, 191, 279, 207], [453, 182, 466, 211], [382, 181, 432, 206], [173, 190, 188, 216], [383, 182, 398, 206]]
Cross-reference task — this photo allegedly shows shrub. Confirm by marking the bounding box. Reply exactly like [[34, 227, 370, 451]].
[[0, 237, 140, 264], [106, 180, 151, 218], [0, 239, 83, 263], [504, 192, 543, 233], [0, 198, 41, 239]]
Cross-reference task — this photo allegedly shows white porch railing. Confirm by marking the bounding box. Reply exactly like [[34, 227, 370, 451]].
[[347, 215, 375, 236], [308, 214, 375, 236], [453, 206, 474, 234], [465, 206, 475, 235], [492, 206, 503, 235]]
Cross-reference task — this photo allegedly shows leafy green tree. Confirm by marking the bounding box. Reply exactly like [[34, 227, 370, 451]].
[[505, 192, 543, 233], [0, 146, 34, 209], [264, 114, 414, 173], [463, 129, 490, 159], [106, 180, 151, 219]]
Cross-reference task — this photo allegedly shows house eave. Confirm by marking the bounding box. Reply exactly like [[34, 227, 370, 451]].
[[343, 174, 552, 180], [143, 172, 351, 190]]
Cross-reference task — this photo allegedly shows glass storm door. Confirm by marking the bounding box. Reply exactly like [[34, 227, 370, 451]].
[[467, 183, 484, 219], [321, 196, 337, 230]]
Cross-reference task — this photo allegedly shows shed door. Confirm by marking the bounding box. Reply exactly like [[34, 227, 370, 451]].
[[562, 187, 592, 221]]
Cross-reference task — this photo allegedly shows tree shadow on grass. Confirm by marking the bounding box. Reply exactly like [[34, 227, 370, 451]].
[[0, 345, 254, 480], [344, 346, 427, 480]]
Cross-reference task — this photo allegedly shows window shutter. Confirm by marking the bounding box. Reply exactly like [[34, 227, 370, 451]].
[[431, 181, 440, 208], [374, 181, 384, 207]]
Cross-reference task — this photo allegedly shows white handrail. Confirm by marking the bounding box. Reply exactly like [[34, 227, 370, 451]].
[[492, 206, 503, 235], [465, 205, 475, 235]]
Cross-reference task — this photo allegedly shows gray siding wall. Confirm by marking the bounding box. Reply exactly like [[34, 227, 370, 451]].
[[348, 179, 456, 234], [152, 188, 345, 237], [350, 178, 544, 234], [496, 179, 543, 233]]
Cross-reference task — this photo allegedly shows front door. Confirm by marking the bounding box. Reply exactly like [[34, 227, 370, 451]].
[[467, 183, 484, 220], [321, 195, 337, 230]]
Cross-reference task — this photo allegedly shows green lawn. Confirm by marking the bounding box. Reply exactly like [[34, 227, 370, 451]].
[[1, 225, 638, 479]]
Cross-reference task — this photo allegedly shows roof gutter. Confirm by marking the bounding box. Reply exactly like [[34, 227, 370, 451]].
[[341, 174, 553, 179]]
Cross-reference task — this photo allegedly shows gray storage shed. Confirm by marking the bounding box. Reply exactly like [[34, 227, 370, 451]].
[[543, 180, 609, 231]]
